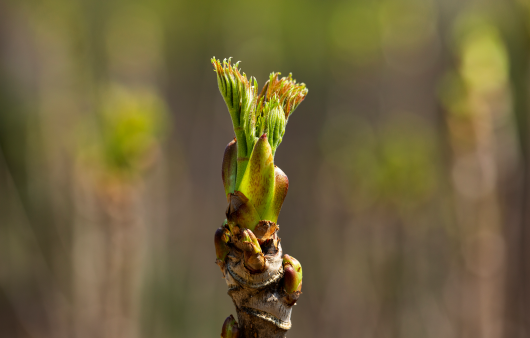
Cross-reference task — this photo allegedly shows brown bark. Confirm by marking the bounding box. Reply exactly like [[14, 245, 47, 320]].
[[218, 231, 299, 338]]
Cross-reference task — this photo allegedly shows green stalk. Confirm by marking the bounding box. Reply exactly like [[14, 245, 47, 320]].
[[235, 134, 248, 190]]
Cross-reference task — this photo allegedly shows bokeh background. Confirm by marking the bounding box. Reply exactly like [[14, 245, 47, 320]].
[[1, 0, 530, 337]]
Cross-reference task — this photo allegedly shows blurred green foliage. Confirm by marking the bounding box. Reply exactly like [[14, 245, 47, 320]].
[[321, 114, 437, 211], [79, 87, 168, 178]]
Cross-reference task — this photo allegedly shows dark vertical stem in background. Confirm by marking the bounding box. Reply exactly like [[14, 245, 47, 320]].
[[435, 3, 463, 337], [394, 221, 404, 338], [501, 2, 530, 337]]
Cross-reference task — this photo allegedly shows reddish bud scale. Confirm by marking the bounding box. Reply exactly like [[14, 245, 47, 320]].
[[282, 254, 303, 294], [222, 139, 237, 202], [253, 220, 279, 244], [221, 315, 240, 338], [214, 227, 231, 262], [226, 191, 261, 231], [237, 228, 266, 273], [283, 265, 299, 294], [244, 250, 266, 273]]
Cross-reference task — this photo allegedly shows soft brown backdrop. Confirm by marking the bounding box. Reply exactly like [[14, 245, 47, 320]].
[[1, 0, 530, 337]]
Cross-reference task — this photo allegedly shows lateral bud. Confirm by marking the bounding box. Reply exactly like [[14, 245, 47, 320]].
[[221, 314, 240, 338], [282, 254, 303, 306], [214, 225, 231, 270], [236, 228, 266, 273]]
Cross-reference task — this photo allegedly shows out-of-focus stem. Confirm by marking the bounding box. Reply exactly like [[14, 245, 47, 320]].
[[499, 2, 530, 336]]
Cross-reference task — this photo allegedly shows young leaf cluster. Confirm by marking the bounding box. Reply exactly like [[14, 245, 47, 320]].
[[212, 58, 308, 158], [214, 57, 307, 226]]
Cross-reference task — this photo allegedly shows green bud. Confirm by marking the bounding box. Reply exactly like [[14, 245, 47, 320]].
[[265, 72, 308, 119], [214, 58, 308, 234], [238, 134, 275, 219], [242, 77, 259, 153], [222, 138, 237, 202], [283, 254, 302, 294], [237, 229, 266, 272], [212, 58, 242, 122], [212, 59, 307, 166], [265, 99, 286, 157], [262, 166, 289, 223], [226, 191, 261, 231], [221, 315, 240, 338], [214, 226, 231, 263], [253, 94, 287, 157]]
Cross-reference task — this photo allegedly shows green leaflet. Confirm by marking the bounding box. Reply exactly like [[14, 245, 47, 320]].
[[222, 139, 237, 202]]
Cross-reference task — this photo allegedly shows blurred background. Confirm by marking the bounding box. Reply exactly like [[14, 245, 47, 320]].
[[1, 0, 530, 337]]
